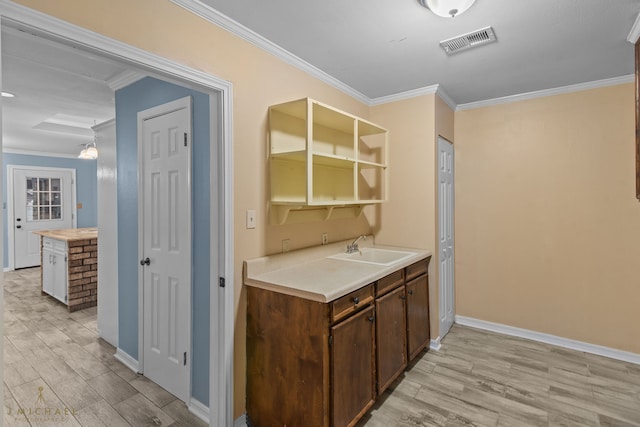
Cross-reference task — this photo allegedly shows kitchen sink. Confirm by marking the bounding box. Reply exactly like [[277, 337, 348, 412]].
[[328, 248, 416, 266]]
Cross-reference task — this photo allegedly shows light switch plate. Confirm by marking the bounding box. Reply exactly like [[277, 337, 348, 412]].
[[246, 209, 256, 229]]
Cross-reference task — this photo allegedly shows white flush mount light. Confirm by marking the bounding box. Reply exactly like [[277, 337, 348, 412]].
[[418, 0, 477, 18], [1, 91, 15, 98]]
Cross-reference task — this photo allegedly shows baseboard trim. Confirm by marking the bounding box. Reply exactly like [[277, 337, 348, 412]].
[[455, 315, 640, 365], [188, 398, 209, 424], [3, 267, 12, 272], [234, 413, 248, 427], [114, 348, 140, 373], [429, 336, 442, 351]]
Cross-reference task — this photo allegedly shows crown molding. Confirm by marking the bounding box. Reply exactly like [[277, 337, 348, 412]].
[[628, 11, 640, 43], [170, 0, 370, 105], [369, 84, 439, 106], [435, 86, 457, 111], [2, 148, 81, 159], [456, 74, 634, 111], [369, 84, 458, 111], [107, 69, 145, 91]]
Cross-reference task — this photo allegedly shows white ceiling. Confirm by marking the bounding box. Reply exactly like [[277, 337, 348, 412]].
[[196, 0, 640, 103], [2, 1, 639, 155], [1, 27, 127, 156]]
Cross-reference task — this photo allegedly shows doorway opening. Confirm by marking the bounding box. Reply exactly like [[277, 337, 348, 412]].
[[1, 5, 234, 426]]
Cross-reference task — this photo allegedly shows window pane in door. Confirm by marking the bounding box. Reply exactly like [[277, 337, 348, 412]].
[[39, 192, 50, 206], [39, 206, 50, 220], [51, 206, 62, 220], [51, 179, 61, 191], [52, 192, 61, 204], [39, 178, 49, 191], [27, 206, 37, 221]]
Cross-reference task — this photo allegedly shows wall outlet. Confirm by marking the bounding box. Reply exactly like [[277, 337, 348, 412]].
[[282, 239, 290, 253], [321, 233, 328, 245], [246, 209, 256, 229]]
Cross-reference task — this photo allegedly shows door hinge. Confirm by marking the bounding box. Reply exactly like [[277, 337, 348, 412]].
[[183, 352, 187, 366], [184, 132, 188, 147], [219, 277, 225, 288]]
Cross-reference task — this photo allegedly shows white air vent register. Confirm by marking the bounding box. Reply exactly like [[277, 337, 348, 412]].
[[440, 26, 497, 55]]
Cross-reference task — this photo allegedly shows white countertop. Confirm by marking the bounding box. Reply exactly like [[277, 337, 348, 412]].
[[244, 237, 432, 302]]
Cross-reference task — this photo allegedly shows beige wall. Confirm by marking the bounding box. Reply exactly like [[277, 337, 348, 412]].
[[10, 0, 377, 417], [455, 83, 640, 353], [370, 93, 453, 340]]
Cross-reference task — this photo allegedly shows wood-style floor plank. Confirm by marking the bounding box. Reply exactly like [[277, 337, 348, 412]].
[[360, 325, 640, 427]]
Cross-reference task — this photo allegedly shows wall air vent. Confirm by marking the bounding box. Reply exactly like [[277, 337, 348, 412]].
[[440, 26, 497, 55]]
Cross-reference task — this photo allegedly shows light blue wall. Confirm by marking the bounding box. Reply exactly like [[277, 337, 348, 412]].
[[2, 153, 97, 268], [115, 77, 210, 403]]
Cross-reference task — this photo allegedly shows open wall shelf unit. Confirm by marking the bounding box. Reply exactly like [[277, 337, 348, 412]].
[[269, 98, 388, 224]]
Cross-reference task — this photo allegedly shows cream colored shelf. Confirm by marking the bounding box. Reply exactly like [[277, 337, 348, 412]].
[[269, 97, 388, 224]]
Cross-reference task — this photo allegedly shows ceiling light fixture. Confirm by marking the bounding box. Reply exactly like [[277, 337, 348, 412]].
[[418, 0, 476, 18], [79, 129, 99, 159], [1, 91, 15, 98]]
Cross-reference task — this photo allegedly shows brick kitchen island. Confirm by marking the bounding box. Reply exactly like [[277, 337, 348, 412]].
[[34, 227, 98, 312]]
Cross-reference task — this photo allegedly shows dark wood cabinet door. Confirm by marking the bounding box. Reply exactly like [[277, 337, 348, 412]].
[[331, 305, 376, 427], [406, 274, 430, 361], [375, 286, 407, 393]]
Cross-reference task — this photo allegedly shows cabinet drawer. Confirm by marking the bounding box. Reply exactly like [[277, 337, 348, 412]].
[[406, 257, 430, 281], [43, 237, 66, 253], [375, 269, 404, 297], [331, 284, 374, 323]]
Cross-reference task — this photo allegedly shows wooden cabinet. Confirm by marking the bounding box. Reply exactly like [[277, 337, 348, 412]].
[[406, 259, 431, 361], [269, 98, 388, 224], [42, 237, 68, 304], [246, 256, 431, 427], [331, 306, 376, 427], [375, 285, 407, 393]]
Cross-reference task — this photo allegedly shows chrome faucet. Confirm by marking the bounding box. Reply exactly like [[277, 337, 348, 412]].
[[346, 235, 366, 254]]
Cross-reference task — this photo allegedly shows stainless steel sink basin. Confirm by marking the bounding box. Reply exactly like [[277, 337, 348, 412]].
[[328, 248, 416, 266]]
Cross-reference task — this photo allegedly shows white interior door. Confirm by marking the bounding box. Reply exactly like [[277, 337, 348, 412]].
[[11, 167, 74, 269], [438, 137, 455, 339], [139, 97, 192, 402]]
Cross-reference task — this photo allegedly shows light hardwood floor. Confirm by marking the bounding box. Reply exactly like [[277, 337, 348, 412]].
[[6, 268, 639, 426], [3, 267, 207, 427], [360, 325, 640, 427]]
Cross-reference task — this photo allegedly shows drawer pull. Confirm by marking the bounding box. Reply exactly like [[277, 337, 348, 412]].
[[352, 297, 359, 304], [368, 316, 375, 322], [400, 295, 406, 300]]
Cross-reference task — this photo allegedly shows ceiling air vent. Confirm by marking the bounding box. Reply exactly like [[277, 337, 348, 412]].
[[440, 26, 496, 55]]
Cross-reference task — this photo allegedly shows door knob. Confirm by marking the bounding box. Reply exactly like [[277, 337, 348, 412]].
[[140, 257, 151, 266]]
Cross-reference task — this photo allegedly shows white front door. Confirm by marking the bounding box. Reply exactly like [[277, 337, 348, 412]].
[[438, 137, 455, 339], [139, 97, 192, 402], [11, 167, 74, 269]]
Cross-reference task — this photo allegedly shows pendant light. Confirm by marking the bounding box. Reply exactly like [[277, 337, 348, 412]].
[[418, 0, 476, 18]]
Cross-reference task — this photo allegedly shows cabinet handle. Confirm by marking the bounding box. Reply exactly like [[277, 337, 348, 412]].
[[352, 297, 359, 304], [408, 290, 414, 295], [49, 254, 53, 264], [140, 257, 151, 266], [368, 316, 375, 322], [400, 294, 407, 300], [52, 255, 56, 265]]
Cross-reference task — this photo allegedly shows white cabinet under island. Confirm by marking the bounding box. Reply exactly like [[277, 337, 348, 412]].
[[33, 227, 98, 312]]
